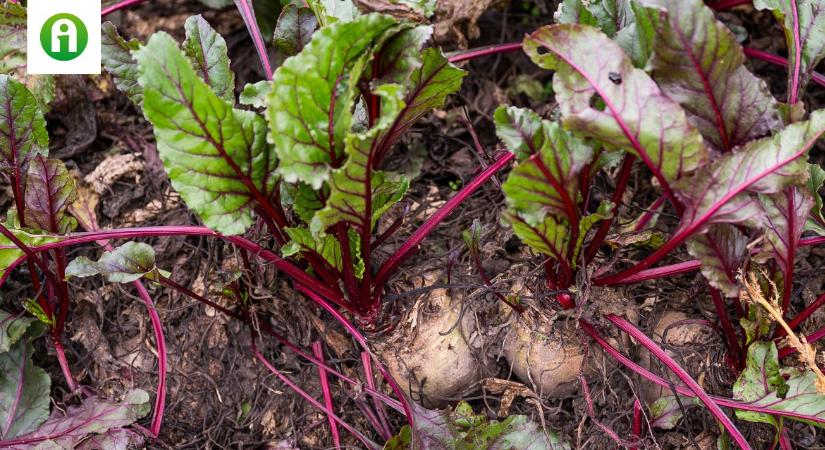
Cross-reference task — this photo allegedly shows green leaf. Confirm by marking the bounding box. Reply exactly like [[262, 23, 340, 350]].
[[0, 74, 49, 191], [65, 242, 169, 283], [22, 299, 53, 327], [754, 0, 825, 101], [649, 395, 689, 430], [24, 156, 78, 234], [273, 5, 318, 57], [239, 80, 272, 109], [282, 226, 364, 278], [740, 303, 772, 345], [0, 309, 36, 353], [573, 200, 613, 264], [268, 13, 398, 188], [524, 24, 709, 185], [804, 162, 825, 235], [642, 0, 779, 152], [307, 0, 359, 26], [311, 84, 409, 234], [686, 224, 749, 297], [135, 32, 278, 235], [0, 320, 49, 439], [183, 15, 235, 103], [0, 1, 26, 73], [385, 401, 571, 450], [101, 22, 143, 108], [282, 181, 327, 222], [0, 230, 62, 285], [373, 25, 432, 85], [733, 342, 789, 427]]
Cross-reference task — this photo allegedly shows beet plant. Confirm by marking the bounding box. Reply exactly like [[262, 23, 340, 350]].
[[476, 0, 825, 446]]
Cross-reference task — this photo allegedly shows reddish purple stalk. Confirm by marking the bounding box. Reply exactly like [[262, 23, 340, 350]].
[[234, 0, 273, 79], [710, 0, 752, 10], [362, 352, 393, 439], [710, 288, 743, 366], [133, 281, 166, 436], [373, 152, 515, 293], [602, 315, 751, 449], [580, 320, 825, 424], [313, 342, 341, 448], [744, 48, 825, 88], [585, 154, 636, 264], [631, 399, 643, 450], [779, 291, 825, 338], [447, 43, 524, 64], [101, 0, 147, 16]]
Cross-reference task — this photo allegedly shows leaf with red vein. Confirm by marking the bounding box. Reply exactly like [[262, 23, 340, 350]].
[[644, 0, 779, 152], [0, 320, 49, 440], [182, 15, 235, 103], [754, 0, 825, 103], [0, 75, 48, 210], [805, 162, 825, 235], [101, 22, 143, 108], [135, 32, 278, 235], [312, 84, 409, 234], [757, 185, 813, 276], [686, 224, 748, 297], [4, 390, 150, 448], [523, 24, 709, 193], [268, 14, 398, 188], [674, 110, 825, 236], [23, 156, 77, 234]]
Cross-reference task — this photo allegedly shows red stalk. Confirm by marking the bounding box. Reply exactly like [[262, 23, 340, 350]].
[[580, 320, 825, 424], [710, 288, 743, 366], [634, 195, 667, 232], [710, 0, 752, 11], [788, 0, 803, 104], [585, 154, 636, 264], [631, 399, 643, 450], [744, 48, 825, 88], [778, 291, 825, 338], [447, 43, 524, 64], [313, 342, 341, 449], [362, 352, 393, 439], [233, 0, 273, 79], [601, 315, 751, 449], [101, 0, 147, 16], [372, 152, 514, 294], [51, 339, 77, 391], [779, 324, 825, 358]]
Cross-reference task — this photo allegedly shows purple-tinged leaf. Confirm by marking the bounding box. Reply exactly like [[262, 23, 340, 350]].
[[135, 32, 279, 235], [523, 24, 709, 194], [757, 185, 813, 275], [273, 5, 318, 57], [649, 395, 693, 430], [75, 428, 145, 450], [385, 401, 571, 449], [65, 242, 168, 284], [101, 22, 143, 108], [373, 25, 432, 85], [805, 162, 825, 235], [686, 224, 749, 297], [754, 0, 825, 103], [643, 0, 780, 152], [23, 156, 77, 234], [0, 322, 49, 440], [0, 75, 48, 218], [268, 14, 398, 188], [183, 15, 235, 103], [2, 390, 150, 449]]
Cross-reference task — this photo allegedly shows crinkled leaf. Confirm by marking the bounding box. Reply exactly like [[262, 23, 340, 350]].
[[805, 162, 825, 235], [282, 227, 364, 278], [385, 401, 571, 450], [101, 22, 143, 107], [373, 47, 466, 152], [524, 24, 708, 185], [24, 156, 77, 234], [239, 80, 272, 109], [754, 0, 825, 101], [757, 186, 813, 276], [9, 390, 150, 449], [65, 242, 169, 283], [273, 5, 318, 57], [673, 110, 825, 237], [283, 181, 326, 223], [508, 213, 568, 262], [0, 75, 49, 191], [136, 32, 277, 235], [643, 0, 779, 152], [308, 0, 359, 26], [0, 2, 26, 73], [0, 322, 49, 439], [0, 310, 35, 353], [183, 15, 235, 103], [312, 85, 409, 234], [0, 230, 62, 285], [686, 224, 749, 297], [649, 395, 684, 430], [268, 14, 398, 188], [733, 342, 788, 427]]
